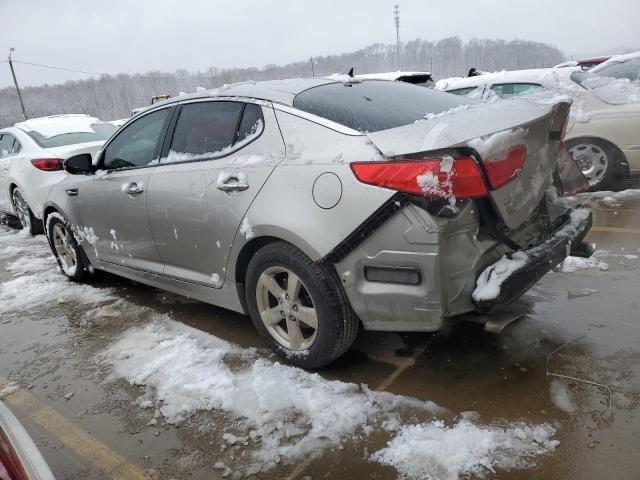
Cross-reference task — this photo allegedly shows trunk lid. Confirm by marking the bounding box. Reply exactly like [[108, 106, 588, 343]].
[[366, 99, 571, 230]]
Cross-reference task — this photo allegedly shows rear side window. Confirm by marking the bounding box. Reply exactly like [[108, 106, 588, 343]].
[[103, 108, 171, 170], [170, 102, 243, 156], [236, 103, 264, 144], [293, 80, 470, 133], [490, 83, 543, 98]]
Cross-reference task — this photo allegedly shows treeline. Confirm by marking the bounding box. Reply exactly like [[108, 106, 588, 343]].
[[0, 37, 564, 127]]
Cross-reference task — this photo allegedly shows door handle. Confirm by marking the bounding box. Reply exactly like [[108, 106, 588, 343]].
[[217, 177, 249, 192], [122, 182, 144, 196]]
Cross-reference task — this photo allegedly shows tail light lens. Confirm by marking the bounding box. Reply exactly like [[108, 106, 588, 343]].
[[351, 156, 489, 200], [483, 145, 526, 189], [30, 158, 64, 171]]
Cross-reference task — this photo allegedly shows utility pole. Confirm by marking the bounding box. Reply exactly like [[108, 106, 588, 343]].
[[394, 5, 401, 71], [310, 57, 315, 77], [8, 48, 27, 120]]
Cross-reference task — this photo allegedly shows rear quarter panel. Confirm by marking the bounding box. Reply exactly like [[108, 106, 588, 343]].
[[227, 110, 395, 268]]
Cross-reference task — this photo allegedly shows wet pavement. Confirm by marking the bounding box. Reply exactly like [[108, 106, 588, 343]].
[[1, 192, 640, 480]]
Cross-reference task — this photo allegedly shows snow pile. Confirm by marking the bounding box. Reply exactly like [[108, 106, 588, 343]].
[[467, 127, 528, 161], [102, 317, 559, 475], [0, 224, 115, 315], [371, 420, 558, 480], [561, 256, 609, 273], [101, 318, 442, 463], [581, 76, 640, 105], [549, 380, 575, 413], [473, 252, 529, 302]]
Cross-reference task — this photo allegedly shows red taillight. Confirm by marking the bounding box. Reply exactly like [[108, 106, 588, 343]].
[[350, 156, 489, 200], [30, 158, 64, 171], [483, 145, 526, 189]]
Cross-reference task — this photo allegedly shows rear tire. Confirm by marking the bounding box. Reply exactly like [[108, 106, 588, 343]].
[[12, 188, 43, 235], [245, 242, 358, 369], [46, 214, 92, 282], [566, 138, 625, 191]]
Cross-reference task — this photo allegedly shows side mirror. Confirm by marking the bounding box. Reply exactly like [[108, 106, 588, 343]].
[[64, 153, 93, 175]]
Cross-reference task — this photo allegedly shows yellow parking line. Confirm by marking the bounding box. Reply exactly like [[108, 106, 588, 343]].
[[590, 226, 640, 234], [0, 382, 148, 480]]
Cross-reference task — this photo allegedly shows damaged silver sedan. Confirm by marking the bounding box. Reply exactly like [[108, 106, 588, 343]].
[[42, 78, 592, 368]]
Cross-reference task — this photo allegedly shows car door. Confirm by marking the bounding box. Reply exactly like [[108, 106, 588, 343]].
[[72, 106, 173, 273], [146, 99, 285, 287]]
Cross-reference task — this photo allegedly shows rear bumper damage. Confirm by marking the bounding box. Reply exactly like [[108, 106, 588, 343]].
[[472, 208, 593, 313]]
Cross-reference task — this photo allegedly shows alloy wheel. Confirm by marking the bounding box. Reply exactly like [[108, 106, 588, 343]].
[[255, 266, 318, 351], [12, 189, 31, 232], [568, 143, 609, 187], [52, 223, 78, 273]]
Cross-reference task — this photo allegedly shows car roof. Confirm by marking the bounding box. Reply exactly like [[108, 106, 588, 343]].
[[150, 77, 342, 110], [14, 114, 101, 134]]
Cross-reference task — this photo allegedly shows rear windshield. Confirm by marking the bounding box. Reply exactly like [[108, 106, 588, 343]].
[[293, 80, 470, 133], [26, 122, 117, 148]]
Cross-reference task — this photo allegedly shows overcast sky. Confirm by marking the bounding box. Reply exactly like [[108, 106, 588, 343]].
[[1, 0, 638, 88]]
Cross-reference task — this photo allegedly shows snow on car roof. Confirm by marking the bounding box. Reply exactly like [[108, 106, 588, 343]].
[[591, 51, 640, 72], [357, 71, 432, 81], [15, 114, 100, 138], [435, 67, 578, 91]]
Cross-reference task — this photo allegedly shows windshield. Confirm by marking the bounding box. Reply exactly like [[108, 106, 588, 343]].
[[26, 122, 117, 148], [293, 80, 471, 133]]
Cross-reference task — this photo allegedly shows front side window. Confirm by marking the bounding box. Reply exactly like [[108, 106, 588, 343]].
[[103, 108, 171, 170], [168, 102, 244, 161], [594, 59, 640, 82]]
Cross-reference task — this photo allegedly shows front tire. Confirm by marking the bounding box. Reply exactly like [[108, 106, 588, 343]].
[[566, 138, 625, 191], [46, 214, 91, 282], [245, 242, 358, 369], [12, 188, 42, 235]]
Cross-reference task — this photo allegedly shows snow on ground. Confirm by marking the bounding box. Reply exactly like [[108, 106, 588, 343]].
[[568, 189, 640, 207], [101, 316, 560, 477], [561, 256, 609, 273], [371, 420, 558, 480], [0, 223, 560, 478], [0, 224, 115, 316]]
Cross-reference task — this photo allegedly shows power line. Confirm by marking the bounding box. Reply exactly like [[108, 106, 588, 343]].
[[11, 59, 177, 81]]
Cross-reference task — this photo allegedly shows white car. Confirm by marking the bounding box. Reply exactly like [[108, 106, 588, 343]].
[[436, 67, 640, 190], [0, 114, 116, 234], [589, 51, 640, 84], [357, 71, 434, 87]]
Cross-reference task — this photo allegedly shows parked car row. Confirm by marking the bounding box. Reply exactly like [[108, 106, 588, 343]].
[[0, 77, 585, 367], [0, 115, 116, 234], [435, 51, 640, 190]]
